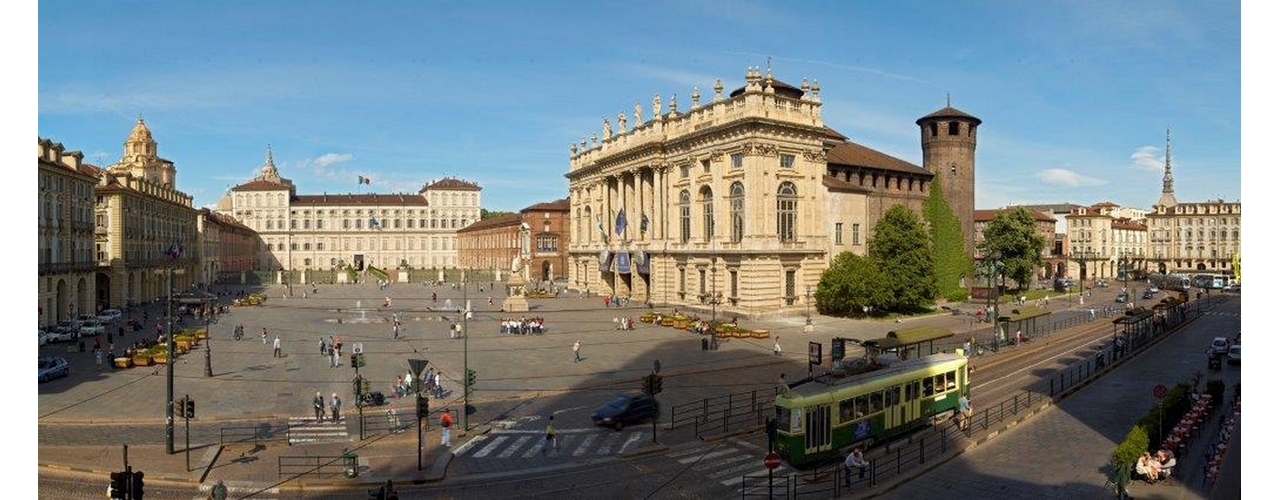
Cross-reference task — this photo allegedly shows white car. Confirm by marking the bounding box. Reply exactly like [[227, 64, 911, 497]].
[[45, 328, 77, 343], [79, 320, 105, 336], [97, 309, 122, 322], [38, 330, 50, 346], [1226, 344, 1241, 364]]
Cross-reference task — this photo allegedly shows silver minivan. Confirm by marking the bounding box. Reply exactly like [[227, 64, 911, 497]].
[[1210, 337, 1230, 356]]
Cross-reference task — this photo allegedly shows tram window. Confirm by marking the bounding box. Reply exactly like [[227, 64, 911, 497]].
[[839, 398, 857, 423], [855, 395, 869, 418], [946, 371, 957, 390], [905, 381, 919, 401], [923, 378, 935, 397], [776, 408, 793, 432], [886, 386, 901, 406], [869, 391, 884, 414], [934, 374, 947, 393]]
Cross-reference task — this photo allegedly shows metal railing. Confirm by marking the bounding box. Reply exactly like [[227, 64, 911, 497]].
[[669, 388, 772, 431], [276, 454, 350, 478], [219, 423, 287, 446]]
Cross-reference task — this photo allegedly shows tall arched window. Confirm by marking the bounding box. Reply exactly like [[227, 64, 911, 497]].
[[679, 190, 691, 243], [584, 205, 593, 243], [777, 182, 797, 242], [729, 182, 744, 243], [700, 186, 714, 241]]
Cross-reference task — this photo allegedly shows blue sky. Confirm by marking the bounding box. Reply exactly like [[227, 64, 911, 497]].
[[35, 1, 1242, 213]]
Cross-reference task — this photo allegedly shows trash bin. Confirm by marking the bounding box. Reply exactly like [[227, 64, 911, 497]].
[[701, 338, 708, 351], [343, 451, 358, 478]]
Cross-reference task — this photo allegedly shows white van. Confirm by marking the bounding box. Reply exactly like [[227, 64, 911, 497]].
[[1210, 337, 1230, 356]]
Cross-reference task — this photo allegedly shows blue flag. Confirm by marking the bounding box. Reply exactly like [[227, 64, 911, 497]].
[[614, 208, 627, 236], [596, 215, 609, 242]]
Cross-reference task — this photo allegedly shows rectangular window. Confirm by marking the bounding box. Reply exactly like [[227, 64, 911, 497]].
[[679, 268, 686, 293], [701, 159, 711, 173], [835, 222, 844, 245], [784, 270, 796, 305], [290, 219, 297, 229], [779, 154, 795, 169], [303, 219, 311, 229], [729, 270, 738, 298], [699, 269, 706, 295], [731, 153, 743, 169], [851, 224, 861, 245], [680, 164, 691, 178]]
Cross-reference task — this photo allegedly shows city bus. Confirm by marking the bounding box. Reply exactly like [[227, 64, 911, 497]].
[[1192, 273, 1225, 289], [1149, 273, 1191, 293], [773, 351, 970, 467]]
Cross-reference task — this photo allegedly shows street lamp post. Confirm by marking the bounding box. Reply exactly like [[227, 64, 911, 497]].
[[804, 285, 813, 332], [984, 251, 1004, 351], [462, 277, 470, 432], [204, 297, 213, 377], [1073, 250, 1094, 304]]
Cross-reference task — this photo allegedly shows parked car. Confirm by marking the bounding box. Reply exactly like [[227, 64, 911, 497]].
[[1142, 289, 1156, 300], [39, 356, 70, 383], [38, 329, 50, 346], [591, 393, 659, 430], [97, 309, 123, 322], [45, 328, 77, 343], [1226, 344, 1241, 364], [1115, 292, 1129, 303], [76, 314, 98, 325], [1223, 283, 1241, 293], [79, 320, 106, 336]]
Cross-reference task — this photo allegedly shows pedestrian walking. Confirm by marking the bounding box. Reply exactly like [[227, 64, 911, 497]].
[[261, 328, 268, 344], [773, 337, 782, 356], [573, 340, 582, 363], [778, 373, 788, 394], [330, 393, 342, 422], [273, 335, 282, 357], [440, 409, 454, 447], [210, 479, 228, 500], [957, 394, 972, 430], [94, 347, 104, 371], [393, 323, 400, 339], [319, 338, 326, 356], [329, 345, 339, 368], [541, 415, 557, 454], [313, 392, 326, 421]]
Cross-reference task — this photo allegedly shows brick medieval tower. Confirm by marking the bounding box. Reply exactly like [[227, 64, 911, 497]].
[[917, 101, 981, 259]]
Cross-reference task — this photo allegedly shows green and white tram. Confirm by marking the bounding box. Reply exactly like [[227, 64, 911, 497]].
[[773, 351, 970, 467]]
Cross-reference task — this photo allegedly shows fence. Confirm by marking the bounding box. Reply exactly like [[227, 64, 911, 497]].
[[277, 454, 352, 479], [669, 388, 774, 435]]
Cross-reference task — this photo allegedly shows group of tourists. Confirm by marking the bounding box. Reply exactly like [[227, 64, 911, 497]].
[[498, 317, 544, 335]]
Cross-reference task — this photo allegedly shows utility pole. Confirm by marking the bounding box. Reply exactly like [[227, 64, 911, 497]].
[[462, 276, 470, 432], [165, 267, 175, 455]]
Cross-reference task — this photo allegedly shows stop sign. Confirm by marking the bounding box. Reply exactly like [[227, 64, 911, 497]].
[[765, 451, 782, 470]]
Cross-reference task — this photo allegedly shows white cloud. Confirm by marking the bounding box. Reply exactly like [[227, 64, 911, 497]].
[[1130, 146, 1165, 172], [1036, 168, 1107, 187]]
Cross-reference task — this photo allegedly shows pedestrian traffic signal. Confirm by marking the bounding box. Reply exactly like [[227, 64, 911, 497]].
[[131, 471, 145, 499], [417, 397, 429, 419], [465, 369, 477, 388], [652, 374, 664, 395], [184, 398, 195, 419], [109, 471, 129, 499]]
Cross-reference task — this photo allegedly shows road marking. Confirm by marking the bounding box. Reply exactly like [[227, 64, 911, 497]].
[[678, 448, 738, 464], [708, 459, 765, 479], [597, 432, 622, 455], [470, 435, 509, 458], [722, 468, 777, 487], [669, 445, 714, 460], [452, 435, 485, 456], [572, 434, 597, 456], [498, 435, 533, 458], [489, 427, 611, 434], [617, 431, 644, 453], [694, 454, 752, 472]]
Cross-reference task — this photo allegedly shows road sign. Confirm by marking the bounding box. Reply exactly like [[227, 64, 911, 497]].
[[1153, 384, 1167, 399], [765, 451, 782, 470], [353, 343, 364, 355], [808, 342, 822, 366]]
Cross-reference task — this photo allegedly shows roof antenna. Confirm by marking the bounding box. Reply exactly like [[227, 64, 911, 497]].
[[947, 93, 951, 107], [766, 56, 771, 73]]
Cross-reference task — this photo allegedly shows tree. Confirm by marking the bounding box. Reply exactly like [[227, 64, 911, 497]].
[[980, 207, 1047, 290], [815, 251, 891, 317], [868, 205, 937, 311], [481, 209, 514, 220], [922, 181, 972, 301]]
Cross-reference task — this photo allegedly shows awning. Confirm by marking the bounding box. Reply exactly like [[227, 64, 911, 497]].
[[634, 251, 650, 275], [598, 250, 612, 272], [616, 251, 631, 274]]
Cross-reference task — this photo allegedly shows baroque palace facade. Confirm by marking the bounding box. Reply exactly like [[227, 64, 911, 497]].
[[566, 68, 978, 317], [216, 150, 482, 280], [38, 138, 101, 325]]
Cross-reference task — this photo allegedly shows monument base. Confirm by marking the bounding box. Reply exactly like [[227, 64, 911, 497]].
[[502, 295, 530, 313]]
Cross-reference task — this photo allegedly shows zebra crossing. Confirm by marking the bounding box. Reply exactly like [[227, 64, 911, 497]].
[[287, 415, 351, 445], [452, 427, 650, 460], [667, 437, 796, 491]]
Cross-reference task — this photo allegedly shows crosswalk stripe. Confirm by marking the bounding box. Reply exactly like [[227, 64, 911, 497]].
[[679, 449, 738, 464], [471, 435, 509, 458], [669, 445, 714, 460], [453, 435, 484, 456], [572, 434, 598, 456], [618, 431, 644, 454], [695, 454, 752, 472], [722, 468, 776, 487], [708, 459, 766, 479], [498, 436, 533, 458], [597, 432, 622, 455]]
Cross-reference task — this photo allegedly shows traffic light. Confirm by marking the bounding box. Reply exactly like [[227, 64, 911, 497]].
[[652, 375, 664, 395], [351, 353, 359, 368], [465, 369, 477, 388], [184, 398, 195, 419], [765, 417, 778, 448], [131, 471, 144, 499], [641, 374, 654, 395], [109, 471, 128, 499], [417, 396, 429, 419]]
